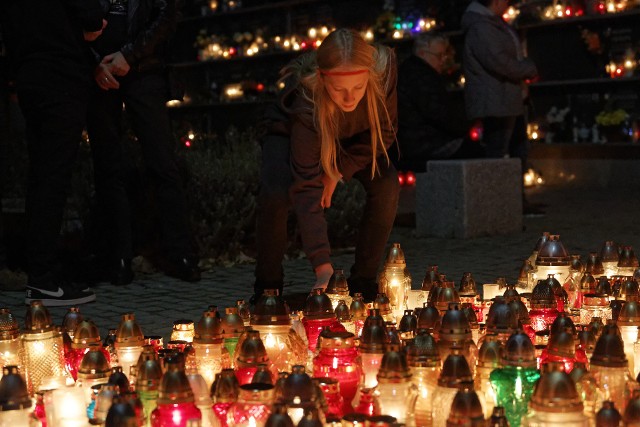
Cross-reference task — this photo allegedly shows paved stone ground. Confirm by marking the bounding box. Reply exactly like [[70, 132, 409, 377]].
[[2, 184, 639, 342]]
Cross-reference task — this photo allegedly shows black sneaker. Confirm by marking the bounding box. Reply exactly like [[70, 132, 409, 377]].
[[25, 282, 96, 306]]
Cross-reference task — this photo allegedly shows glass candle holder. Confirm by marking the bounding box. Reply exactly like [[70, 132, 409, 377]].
[[226, 383, 274, 427], [75, 348, 111, 406], [212, 369, 239, 427], [115, 313, 145, 382], [406, 330, 440, 427], [335, 300, 356, 336], [21, 302, 67, 394], [377, 243, 412, 321], [0, 310, 23, 381], [313, 377, 343, 419], [171, 319, 195, 343], [431, 347, 474, 427], [50, 386, 89, 426], [325, 269, 353, 311], [67, 319, 108, 382], [351, 387, 380, 418], [570, 362, 599, 423], [312, 331, 361, 413], [234, 330, 276, 386], [221, 307, 244, 359], [302, 289, 341, 353], [375, 346, 417, 425], [580, 294, 613, 325]]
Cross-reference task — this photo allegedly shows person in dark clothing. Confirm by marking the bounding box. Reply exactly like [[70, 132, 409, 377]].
[[0, 0, 105, 305], [395, 33, 484, 172], [86, 0, 200, 285], [254, 29, 399, 302]]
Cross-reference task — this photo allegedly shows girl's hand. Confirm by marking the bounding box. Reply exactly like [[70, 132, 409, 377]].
[[313, 263, 334, 291], [320, 173, 339, 208]]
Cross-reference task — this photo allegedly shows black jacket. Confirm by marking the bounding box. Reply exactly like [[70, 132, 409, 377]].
[[396, 54, 468, 165], [0, 0, 103, 86], [97, 0, 179, 71]]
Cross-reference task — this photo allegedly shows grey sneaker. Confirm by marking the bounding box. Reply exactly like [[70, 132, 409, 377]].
[[25, 281, 96, 306]]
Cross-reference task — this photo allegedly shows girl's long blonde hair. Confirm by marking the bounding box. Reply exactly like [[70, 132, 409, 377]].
[[279, 28, 395, 180]]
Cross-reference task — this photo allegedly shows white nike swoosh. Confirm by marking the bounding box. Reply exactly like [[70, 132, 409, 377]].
[[36, 287, 65, 297]]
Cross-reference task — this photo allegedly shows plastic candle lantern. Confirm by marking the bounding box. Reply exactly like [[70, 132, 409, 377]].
[[434, 281, 460, 316], [461, 303, 481, 345], [325, 269, 352, 310], [115, 313, 145, 382], [437, 304, 477, 374], [521, 363, 589, 426], [529, 280, 559, 332], [171, 320, 195, 343], [590, 322, 635, 413], [421, 265, 442, 301], [616, 300, 640, 376], [406, 329, 440, 427], [570, 362, 600, 423], [250, 290, 307, 373], [617, 246, 639, 276], [221, 307, 244, 358], [507, 294, 536, 344], [135, 347, 163, 424], [431, 346, 474, 427], [359, 310, 387, 388], [0, 309, 23, 380], [575, 272, 597, 310], [302, 289, 343, 352], [373, 293, 395, 325], [446, 387, 486, 427], [489, 331, 540, 427], [236, 300, 251, 328], [234, 330, 275, 385], [212, 368, 239, 427], [108, 366, 130, 394], [150, 355, 202, 427], [278, 365, 320, 425], [475, 334, 503, 418], [67, 320, 109, 382], [21, 301, 67, 395], [595, 276, 613, 297], [349, 294, 367, 338], [0, 366, 31, 427], [181, 347, 216, 427], [600, 241, 620, 278], [193, 308, 230, 390], [334, 300, 356, 335], [539, 328, 583, 373], [75, 348, 111, 405], [375, 344, 417, 425], [459, 272, 482, 322], [312, 331, 361, 414], [313, 377, 343, 419], [377, 243, 412, 321], [50, 385, 90, 426], [484, 297, 519, 345], [417, 302, 441, 334], [398, 309, 418, 342], [616, 277, 639, 302], [62, 307, 83, 341], [534, 235, 571, 284]]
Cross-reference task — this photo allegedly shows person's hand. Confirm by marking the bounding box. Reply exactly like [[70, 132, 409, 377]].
[[313, 263, 334, 291], [320, 173, 339, 208], [94, 63, 120, 90], [83, 19, 108, 41], [102, 51, 130, 77]]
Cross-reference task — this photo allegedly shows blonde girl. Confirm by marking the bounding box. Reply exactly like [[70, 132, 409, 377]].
[[254, 28, 399, 302]]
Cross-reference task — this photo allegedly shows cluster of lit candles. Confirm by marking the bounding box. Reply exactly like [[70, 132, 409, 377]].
[[2, 234, 640, 426], [605, 50, 638, 78]]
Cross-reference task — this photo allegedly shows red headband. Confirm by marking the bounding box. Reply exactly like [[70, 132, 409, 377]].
[[319, 69, 369, 76]]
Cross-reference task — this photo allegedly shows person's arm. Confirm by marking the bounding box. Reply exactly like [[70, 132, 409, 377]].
[[63, 0, 104, 32], [289, 111, 332, 270], [119, 0, 179, 68], [338, 49, 398, 180], [468, 22, 537, 82]]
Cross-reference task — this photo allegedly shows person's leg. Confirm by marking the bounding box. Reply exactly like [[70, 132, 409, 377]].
[[86, 83, 134, 284], [482, 116, 517, 158], [122, 71, 198, 280], [254, 134, 293, 298], [349, 158, 400, 301], [19, 83, 96, 305]]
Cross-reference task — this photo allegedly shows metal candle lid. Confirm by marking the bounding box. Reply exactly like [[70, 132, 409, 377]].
[[530, 280, 557, 309], [194, 309, 224, 343], [618, 246, 639, 268], [446, 387, 486, 426], [115, 313, 144, 347], [62, 306, 83, 336], [157, 355, 194, 404], [384, 242, 407, 267], [350, 293, 367, 320], [417, 302, 441, 331], [438, 346, 473, 388], [591, 322, 627, 368], [280, 365, 315, 404], [550, 312, 576, 336], [623, 390, 640, 425], [477, 334, 503, 369], [303, 289, 336, 320], [501, 331, 537, 368], [586, 253, 605, 276], [334, 300, 351, 322], [24, 301, 54, 333], [252, 289, 291, 325], [325, 269, 349, 296], [458, 272, 477, 297], [377, 344, 412, 383], [485, 297, 518, 335], [221, 307, 244, 338], [72, 319, 102, 349], [236, 330, 269, 365], [617, 300, 640, 326], [105, 396, 138, 427], [536, 235, 571, 266], [0, 366, 31, 411], [529, 364, 583, 413], [438, 304, 471, 342], [405, 329, 440, 368], [547, 330, 576, 358], [212, 368, 239, 403], [422, 265, 441, 292], [399, 310, 418, 333], [78, 349, 111, 380], [135, 357, 163, 391], [596, 400, 622, 427], [600, 241, 620, 263]]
